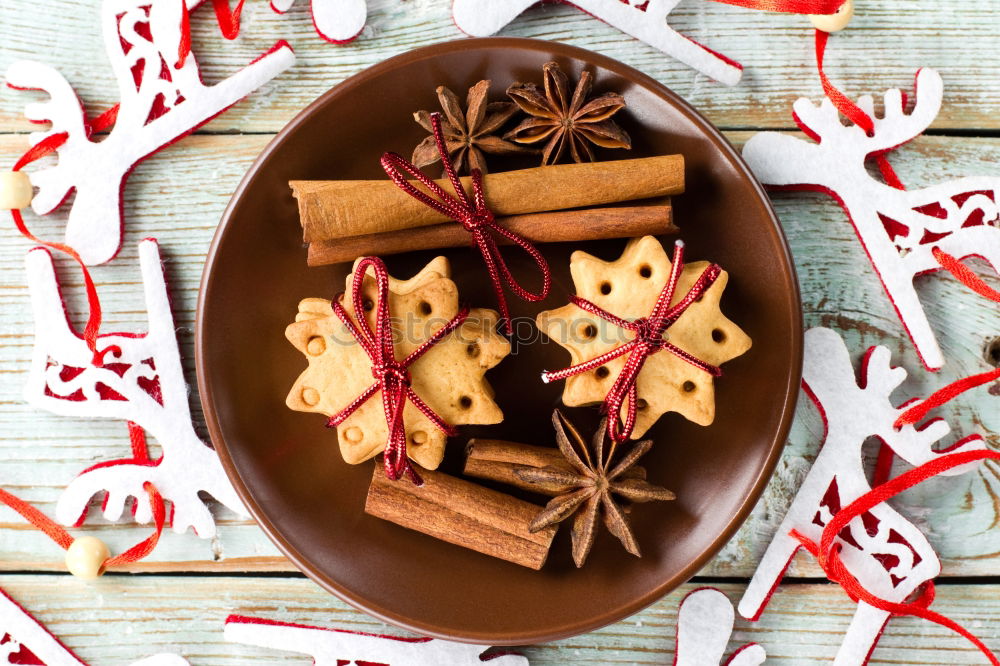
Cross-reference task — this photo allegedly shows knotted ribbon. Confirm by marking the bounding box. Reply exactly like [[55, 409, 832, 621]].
[[790, 447, 1000, 665], [325, 257, 469, 484], [541, 241, 721, 443], [379, 113, 550, 334]]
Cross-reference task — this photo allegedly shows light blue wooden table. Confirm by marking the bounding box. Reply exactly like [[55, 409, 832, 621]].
[[0, 1, 997, 663]]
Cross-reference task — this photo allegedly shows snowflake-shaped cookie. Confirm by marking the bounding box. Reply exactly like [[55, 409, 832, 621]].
[[286, 256, 510, 470], [537, 236, 751, 437]]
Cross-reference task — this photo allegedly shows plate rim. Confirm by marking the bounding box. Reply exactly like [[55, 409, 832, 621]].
[[195, 36, 803, 645]]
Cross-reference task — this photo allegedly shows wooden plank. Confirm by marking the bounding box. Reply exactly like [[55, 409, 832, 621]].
[[0, 575, 997, 664], [0, 132, 996, 577], [1, 1, 999, 133]]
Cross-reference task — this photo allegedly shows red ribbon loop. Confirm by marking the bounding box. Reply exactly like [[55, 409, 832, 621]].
[[790, 448, 1000, 665], [379, 113, 550, 333], [325, 257, 469, 484], [542, 241, 722, 442], [11, 132, 120, 367]]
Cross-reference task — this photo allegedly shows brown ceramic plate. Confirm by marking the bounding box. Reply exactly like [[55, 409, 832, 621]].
[[196, 37, 801, 645]]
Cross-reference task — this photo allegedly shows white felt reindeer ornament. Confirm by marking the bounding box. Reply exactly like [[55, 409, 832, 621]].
[[224, 615, 529, 665], [5, 0, 295, 265], [270, 0, 367, 43], [452, 0, 743, 86], [739, 327, 986, 665], [23, 239, 247, 539], [0, 587, 187, 665], [742, 69, 1000, 371], [674, 589, 765, 666]]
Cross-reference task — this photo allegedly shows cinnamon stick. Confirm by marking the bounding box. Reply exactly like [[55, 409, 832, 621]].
[[291, 154, 685, 242], [364, 464, 556, 570], [306, 202, 675, 266], [464, 439, 646, 496]]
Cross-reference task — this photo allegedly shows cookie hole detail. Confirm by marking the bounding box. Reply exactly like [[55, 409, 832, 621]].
[[306, 336, 326, 356], [418, 301, 433, 316], [362, 298, 374, 312], [682, 380, 696, 393], [636, 398, 649, 411], [595, 366, 610, 379], [599, 281, 612, 295], [411, 430, 428, 446], [459, 395, 473, 409], [639, 264, 652, 279], [301, 387, 320, 406], [712, 328, 726, 343], [580, 323, 597, 339], [344, 426, 364, 443], [466, 342, 481, 358]]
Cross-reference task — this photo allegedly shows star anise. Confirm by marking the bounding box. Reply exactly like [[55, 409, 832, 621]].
[[504, 61, 632, 166], [515, 410, 674, 567], [412, 80, 531, 175]]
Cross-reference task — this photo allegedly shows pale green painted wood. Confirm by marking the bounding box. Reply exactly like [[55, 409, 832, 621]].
[[0, 575, 998, 665], [1, 0, 999, 134], [0, 1, 998, 660]]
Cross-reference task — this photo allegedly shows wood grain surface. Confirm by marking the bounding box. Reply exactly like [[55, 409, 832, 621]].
[[0, 0, 998, 663]]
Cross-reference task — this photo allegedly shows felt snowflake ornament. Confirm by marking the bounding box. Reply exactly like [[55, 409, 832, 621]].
[[0, 586, 187, 665], [285, 256, 510, 473], [270, 0, 367, 43], [5, 0, 295, 266], [23, 239, 247, 538], [674, 589, 765, 666], [537, 236, 751, 440], [742, 68, 1000, 371], [452, 0, 745, 86], [224, 615, 528, 665], [739, 327, 987, 666]]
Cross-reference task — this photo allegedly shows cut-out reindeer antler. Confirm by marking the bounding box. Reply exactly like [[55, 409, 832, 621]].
[[452, 0, 743, 86], [6, 0, 295, 265], [739, 328, 986, 666], [743, 69, 1000, 370], [23, 239, 247, 538], [270, 0, 367, 43], [674, 588, 765, 666], [224, 615, 529, 665]]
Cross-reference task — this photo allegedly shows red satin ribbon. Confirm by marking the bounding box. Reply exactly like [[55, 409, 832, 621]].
[[541, 241, 721, 443], [0, 424, 166, 572], [10, 102, 121, 366], [380, 113, 550, 334], [326, 257, 469, 484], [815, 28, 1000, 415], [177, 0, 247, 68], [711, 0, 844, 12], [791, 447, 1000, 665], [895, 367, 1000, 429], [814, 29, 875, 136]]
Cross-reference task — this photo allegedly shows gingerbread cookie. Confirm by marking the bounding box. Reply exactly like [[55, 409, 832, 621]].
[[286, 256, 510, 470], [537, 235, 751, 436]]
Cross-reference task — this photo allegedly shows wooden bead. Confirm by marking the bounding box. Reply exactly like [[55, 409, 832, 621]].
[[65, 536, 110, 579], [0, 171, 33, 210], [810, 0, 853, 32]]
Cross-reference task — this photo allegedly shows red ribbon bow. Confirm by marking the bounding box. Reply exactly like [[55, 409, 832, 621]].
[[325, 257, 469, 484], [541, 241, 722, 442], [379, 113, 550, 333]]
